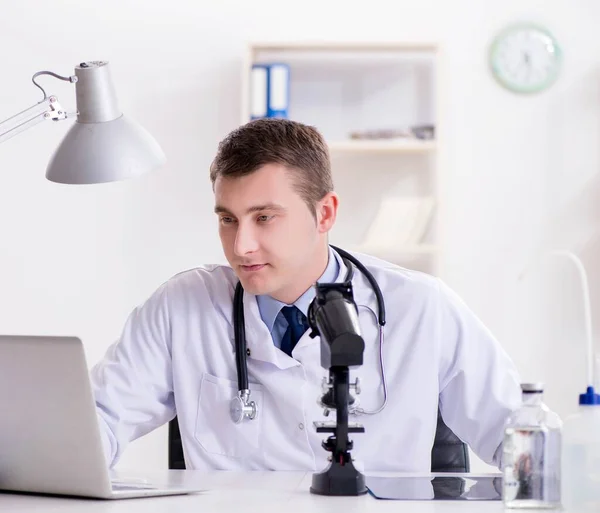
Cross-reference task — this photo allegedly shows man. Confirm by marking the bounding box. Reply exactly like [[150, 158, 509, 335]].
[[91, 118, 522, 471]]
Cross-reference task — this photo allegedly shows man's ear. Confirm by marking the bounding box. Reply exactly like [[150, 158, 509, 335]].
[[316, 192, 339, 234]]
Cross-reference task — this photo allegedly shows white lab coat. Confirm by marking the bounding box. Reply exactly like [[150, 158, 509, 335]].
[[91, 252, 522, 471]]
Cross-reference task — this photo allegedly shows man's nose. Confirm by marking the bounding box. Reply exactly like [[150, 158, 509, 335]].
[[233, 222, 259, 256]]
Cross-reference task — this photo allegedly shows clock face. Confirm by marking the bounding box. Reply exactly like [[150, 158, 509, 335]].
[[489, 24, 561, 94]]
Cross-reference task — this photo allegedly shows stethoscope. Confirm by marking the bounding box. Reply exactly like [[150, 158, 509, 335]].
[[229, 245, 389, 424]]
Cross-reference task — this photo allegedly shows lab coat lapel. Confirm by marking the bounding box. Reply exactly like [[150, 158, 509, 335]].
[[242, 291, 301, 370]]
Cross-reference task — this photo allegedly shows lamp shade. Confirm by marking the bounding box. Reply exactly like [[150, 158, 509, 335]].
[[46, 114, 166, 184], [45, 61, 165, 184]]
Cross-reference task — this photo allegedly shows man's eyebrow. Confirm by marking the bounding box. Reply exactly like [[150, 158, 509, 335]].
[[246, 203, 286, 213], [214, 205, 232, 215], [214, 203, 286, 215]]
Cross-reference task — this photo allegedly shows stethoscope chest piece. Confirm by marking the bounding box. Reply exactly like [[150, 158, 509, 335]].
[[230, 389, 258, 424]]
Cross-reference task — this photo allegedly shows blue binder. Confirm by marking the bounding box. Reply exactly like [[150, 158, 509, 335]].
[[266, 63, 290, 119], [249, 63, 290, 120]]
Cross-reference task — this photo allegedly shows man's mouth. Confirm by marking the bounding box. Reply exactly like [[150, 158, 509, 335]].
[[239, 264, 267, 272]]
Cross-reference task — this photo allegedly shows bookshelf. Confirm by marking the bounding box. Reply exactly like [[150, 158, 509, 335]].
[[242, 42, 442, 276]]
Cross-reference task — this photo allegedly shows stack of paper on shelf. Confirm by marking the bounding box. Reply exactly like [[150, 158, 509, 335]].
[[356, 196, 435, 253]]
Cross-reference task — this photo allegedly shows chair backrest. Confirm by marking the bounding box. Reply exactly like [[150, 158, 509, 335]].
[[168, 408, 470, 472], [430, 409, 470, 472], [168, 416, 185, 470]]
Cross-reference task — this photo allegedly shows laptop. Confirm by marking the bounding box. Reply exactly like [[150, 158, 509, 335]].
[[0, 335, 203, 499]]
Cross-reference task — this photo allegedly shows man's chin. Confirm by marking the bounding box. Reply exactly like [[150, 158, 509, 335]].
[[237, 276, 274, 296]]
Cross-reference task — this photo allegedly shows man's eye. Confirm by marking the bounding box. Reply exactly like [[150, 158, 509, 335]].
[[220, 217, 235, 224], [257, 215, 272, 222]]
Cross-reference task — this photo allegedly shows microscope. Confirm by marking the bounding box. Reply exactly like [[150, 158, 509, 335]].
[[306, 269, 367, 496]]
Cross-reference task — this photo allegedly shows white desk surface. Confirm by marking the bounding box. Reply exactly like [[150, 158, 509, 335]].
[[0, 470, 516, 513]]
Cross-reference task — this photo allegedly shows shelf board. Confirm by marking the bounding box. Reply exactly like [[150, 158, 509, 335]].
[[350, 244, 439, 258], [328, 139, 435, 153], [250, 42, 438, 53]]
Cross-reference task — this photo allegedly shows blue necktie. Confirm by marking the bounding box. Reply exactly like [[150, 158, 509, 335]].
[[280, 306, 309, 357]]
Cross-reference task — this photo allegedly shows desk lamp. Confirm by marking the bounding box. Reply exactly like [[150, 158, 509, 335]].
[[0, 60, 165, 183]]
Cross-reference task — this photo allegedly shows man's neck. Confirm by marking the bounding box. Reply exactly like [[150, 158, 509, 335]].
[[272, 245, 329, 305]]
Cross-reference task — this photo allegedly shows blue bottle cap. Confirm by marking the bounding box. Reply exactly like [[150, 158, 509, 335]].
[[579, 386, 600, 405]]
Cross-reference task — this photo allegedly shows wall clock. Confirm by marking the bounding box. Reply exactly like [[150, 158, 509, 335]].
[[489, 24, 561, 94]]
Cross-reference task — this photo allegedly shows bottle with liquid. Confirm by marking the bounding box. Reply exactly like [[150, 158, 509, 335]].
[[502, 383, 562, 509], [561, 386, 600, 511]]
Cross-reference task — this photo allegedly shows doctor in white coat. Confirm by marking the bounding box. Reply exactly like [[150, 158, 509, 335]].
[[91, 118, 522, 471]]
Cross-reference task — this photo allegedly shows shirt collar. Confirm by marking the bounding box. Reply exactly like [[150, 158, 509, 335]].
[[257, 246, 342, 332]]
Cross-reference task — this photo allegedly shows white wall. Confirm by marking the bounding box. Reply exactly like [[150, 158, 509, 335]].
[[1, 0, 599, 472]]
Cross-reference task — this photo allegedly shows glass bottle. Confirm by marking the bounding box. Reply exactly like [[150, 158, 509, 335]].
[[502, 383, 561, 509]]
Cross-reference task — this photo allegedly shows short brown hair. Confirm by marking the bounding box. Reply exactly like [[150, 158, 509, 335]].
[[209, 118, 333, 216]]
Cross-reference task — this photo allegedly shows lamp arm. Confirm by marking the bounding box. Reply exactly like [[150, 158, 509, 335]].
[[0, 96, 70, 144], [0, 69, 78, 145]]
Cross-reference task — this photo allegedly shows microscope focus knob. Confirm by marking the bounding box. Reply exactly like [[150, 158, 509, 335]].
[[321, 375, 333, 394], [350, 377, 361, 395]]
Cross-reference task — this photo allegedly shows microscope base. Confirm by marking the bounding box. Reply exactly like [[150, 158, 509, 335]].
[[310, 458, 367, 496]]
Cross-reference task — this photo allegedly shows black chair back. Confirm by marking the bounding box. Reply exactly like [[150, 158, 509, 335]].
[[430, 409, 470, 472], [168, 416, 186, 470], [169, 409, 469, 472]]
